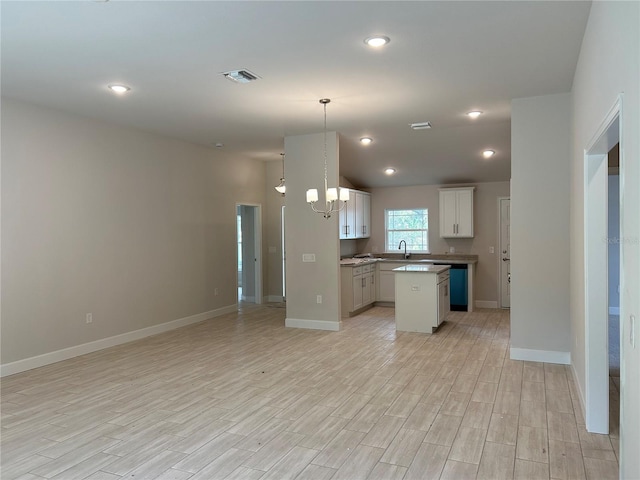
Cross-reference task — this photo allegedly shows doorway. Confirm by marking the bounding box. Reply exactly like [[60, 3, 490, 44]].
[[236, 204, 263, 305], [499, 197, 511, 308], [584, 97, 621, 434]]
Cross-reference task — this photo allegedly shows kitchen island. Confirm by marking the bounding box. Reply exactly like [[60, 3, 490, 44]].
[[394, 265, 451, 333]]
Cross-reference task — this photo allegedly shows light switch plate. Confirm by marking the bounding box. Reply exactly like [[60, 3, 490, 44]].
[[302, 254, 316, 262]]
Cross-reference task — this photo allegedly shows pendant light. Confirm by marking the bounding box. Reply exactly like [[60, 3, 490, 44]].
[[274, 153, 286, 195], [306, 99, 349, 219]]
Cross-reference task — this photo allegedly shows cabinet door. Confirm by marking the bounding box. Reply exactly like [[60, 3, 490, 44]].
[[352, 275, 363, 310], [339, 206, 349, 239], [456, 189, 474, 237], [354, 192, 371, 238], [362, 272, 374, 306], [378, 271, 396, 302], [439, 190, 458, 237], [438, 279, 450, 324], [345, 191, 357, 238]]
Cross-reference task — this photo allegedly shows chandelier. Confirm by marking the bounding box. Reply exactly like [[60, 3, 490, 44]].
[[306, 99, 349, 218]]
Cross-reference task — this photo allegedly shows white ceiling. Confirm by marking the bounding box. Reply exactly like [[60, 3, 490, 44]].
[[1, 1, 591, 188]]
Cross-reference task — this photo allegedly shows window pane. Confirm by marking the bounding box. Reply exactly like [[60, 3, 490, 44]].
[[385, 209, 429, 252]]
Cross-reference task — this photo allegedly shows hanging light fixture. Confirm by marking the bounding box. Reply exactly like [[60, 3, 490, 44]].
[[274, 153, 286, 195], [306, 98, 349, 219]]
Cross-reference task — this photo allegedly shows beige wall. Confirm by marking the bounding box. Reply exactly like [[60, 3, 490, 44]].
[[570, 2, 640, 476], [283, 132, 341, 329], [1, 98, 267, 364], [510, 93, 572, 358], [265, 160, 286, 300], [357, 181, 510, 305]]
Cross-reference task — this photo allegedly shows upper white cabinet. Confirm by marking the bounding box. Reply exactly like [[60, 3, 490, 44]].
[[439, 187, 475, 238], [340, 189, 371, 239]]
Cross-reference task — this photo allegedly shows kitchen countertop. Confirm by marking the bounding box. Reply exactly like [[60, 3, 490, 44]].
[[340, 255, 477, 266], [392, 265, 451, 274]]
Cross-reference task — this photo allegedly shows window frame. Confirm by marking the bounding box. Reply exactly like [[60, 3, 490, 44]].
[[384, 208, 430, 253]]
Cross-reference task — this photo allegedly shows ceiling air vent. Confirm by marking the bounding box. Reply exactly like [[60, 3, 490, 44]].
[[221, 69, 261, 84], [410, 121, 432, 130]]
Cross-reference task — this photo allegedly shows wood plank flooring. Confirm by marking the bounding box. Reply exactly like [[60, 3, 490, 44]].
[[1, 306, 619, 479]]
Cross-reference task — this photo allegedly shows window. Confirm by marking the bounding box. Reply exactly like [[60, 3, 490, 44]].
[[385, 209, 429, 252]]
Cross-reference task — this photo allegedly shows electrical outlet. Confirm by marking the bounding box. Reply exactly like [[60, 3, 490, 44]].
[[489, 246, 495, 254], [86, 313, 93, 324], [303, 254, 316, 263], [316, 295, 322, 304], [411, 285, 420, 291], [449, 246, 455, 254]]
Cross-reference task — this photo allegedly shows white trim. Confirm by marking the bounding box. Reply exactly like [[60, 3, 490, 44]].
[[266, 295, 284, 303], [609, 307, 620, 315], [285, 317, 340, 331], [510, 347, 571, 365], [583, 94, 622, 435], [475, 300, 498, 309], [0, 304, 237, 377], [570, 364, 587, 425]]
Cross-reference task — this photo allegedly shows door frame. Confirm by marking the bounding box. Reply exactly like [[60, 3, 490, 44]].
[[498, 196, 511, 309], [236, 203, 263, 305], [583, 94, 622, 434]]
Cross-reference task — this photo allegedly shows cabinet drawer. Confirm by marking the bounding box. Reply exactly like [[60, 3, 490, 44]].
[[362, 264, 372, 273], [353, 266, 363, 276]]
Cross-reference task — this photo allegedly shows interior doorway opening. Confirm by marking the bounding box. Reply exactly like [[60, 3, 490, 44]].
[[584, 97, 621, 435], [236, 204, 263, 305]]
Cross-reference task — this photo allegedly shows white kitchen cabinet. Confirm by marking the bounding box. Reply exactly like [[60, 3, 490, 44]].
[[439, 187, 475, 238], [339, 193, 357, 239], [377, 261, 408, 302], [394, 265, 450, 333], [339, 189, 371, 240], [355, 191, 371, 238], [341, 263, 376, 317]]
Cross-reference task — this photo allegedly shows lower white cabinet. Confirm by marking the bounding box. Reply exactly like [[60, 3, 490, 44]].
[[341, 263, 375, 317], [376, 262, 409, 302], [395, 267, 450, 333]]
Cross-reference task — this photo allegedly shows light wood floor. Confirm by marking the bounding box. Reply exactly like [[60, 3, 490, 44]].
[[1, 306, 619, 480]]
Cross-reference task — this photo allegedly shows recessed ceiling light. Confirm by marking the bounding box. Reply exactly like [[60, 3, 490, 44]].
[[384, 168, 396, 175], [360, 137, 373, 145], [364, 36, 390, 47], [482, 150, 495, 158], [215, 143, 224, 148], [108, 84, 130, 94], [467, 111, 482, 119]]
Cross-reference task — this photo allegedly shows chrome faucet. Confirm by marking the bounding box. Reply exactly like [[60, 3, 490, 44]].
[[398, 240, 410, 259]]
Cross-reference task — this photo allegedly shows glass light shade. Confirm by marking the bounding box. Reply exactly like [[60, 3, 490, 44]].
[[467, 111, 482, 119], [326, 188, 338, 201], [306, 189, 319, 203], [275, 179, 286, 194], [482, 150, 495, 158], [339, 188, 350, 201]]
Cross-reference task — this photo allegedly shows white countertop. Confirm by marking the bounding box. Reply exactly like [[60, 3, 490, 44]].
[[392, 265, 451, 274]]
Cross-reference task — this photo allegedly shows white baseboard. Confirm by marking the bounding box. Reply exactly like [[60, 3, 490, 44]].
[[569, 363, 587, 424], [475, 300, 498, 309], [1, 304, 237, 377], [285, 317, 340, 331], [510, 347, 571, 365], [609, 307, 620, 315], [266, 295, 284, 303], [242, 295, 256, 302]]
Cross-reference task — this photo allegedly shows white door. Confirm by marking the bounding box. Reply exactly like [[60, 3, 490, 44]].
[[500, 198, 511, 308]]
